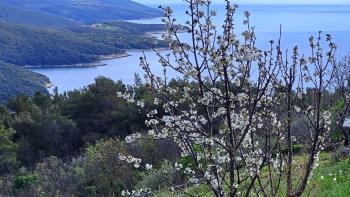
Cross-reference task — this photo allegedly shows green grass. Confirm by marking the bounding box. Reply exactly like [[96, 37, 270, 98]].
[[154, 153, 350, 197], [310, 153, 350, 197]]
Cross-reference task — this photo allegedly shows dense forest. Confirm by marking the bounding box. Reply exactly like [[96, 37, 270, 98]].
[[0, 21, 166, 66]]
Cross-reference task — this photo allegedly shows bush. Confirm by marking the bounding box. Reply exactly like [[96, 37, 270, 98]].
[[127, 138, 181, 167], [12, 174, 38, 191], [34, 156, 87, 196], [83, 139, 135, 196], [332, 146, 350, 162], [136, 160, 176, 191], [280, 144, 304, 155], [0, 124, 18, 174]]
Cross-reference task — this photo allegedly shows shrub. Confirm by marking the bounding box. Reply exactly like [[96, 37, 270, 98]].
[[12, 174, 38, 190], [136, 160, 176, 191]]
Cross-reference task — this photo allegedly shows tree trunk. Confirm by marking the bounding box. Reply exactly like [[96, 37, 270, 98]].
[[342, 127, 350, 147]]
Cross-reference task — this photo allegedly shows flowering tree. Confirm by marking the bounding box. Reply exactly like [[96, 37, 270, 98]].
[[333, 55, 350, 147], [279, 32, 335, 196], [117, 0, 336, 196]]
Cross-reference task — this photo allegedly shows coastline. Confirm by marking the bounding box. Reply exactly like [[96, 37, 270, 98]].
[[24, 52, 131, 69], [27, 29, 172, 69]]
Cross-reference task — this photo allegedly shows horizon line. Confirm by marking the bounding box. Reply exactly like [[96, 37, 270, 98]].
[[144, 3, 350, 6]]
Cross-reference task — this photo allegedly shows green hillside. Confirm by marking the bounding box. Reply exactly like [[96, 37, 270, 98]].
[[0, 61, 49, 103], [2, 0, 162, 23], [0, 1, 165, 66], [0, 0, 165, 103], [0, 3, 76, 28], [0, 21, 166, 66]]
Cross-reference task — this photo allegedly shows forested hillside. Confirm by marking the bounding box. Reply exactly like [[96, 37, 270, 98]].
[[0, 61, 49, 103], [0, 3, 76, 28], [0, 0, 165, 104], [0, 1, 165, 66], [0, 21, 166, 66], [1, 0, 162, 23]]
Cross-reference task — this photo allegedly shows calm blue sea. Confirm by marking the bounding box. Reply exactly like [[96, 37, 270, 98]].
[[32, 4, 350, 92]]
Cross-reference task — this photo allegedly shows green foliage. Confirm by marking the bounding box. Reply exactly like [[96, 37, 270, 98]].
[[178, 155, 195, 169], [0, 61, 49, 103], [136, 160, 176, 191], [34, 156, 87, 196], [7, 93, 80, 166], [85, 185, 97, 194], [292, 144, 303, 154], [12, 174, 38, 190], [0, 77, 157, 169], [84, 139, 134, 196], [280, 144, 304, 155], [127, 138, 181, 168], [331, 127, 343, 142], [0, 124, 18, 173], [31, 140, 134, 196], [0, 22, 166, 66], [336, 98, 346, 111], [61, 77, 147, 143]]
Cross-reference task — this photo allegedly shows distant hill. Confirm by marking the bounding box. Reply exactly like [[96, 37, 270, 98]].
[[1, 0, 162, 23], [0, 3, 76, 28], [0, 1, 165, 66], [0, 0, 165, 103], [0, 61, 49, 103], [0, 21, 166, 66]]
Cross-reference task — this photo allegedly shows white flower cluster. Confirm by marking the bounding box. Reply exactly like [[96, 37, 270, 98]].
[[119, 154, 142, 169], [204, 171, 220, 189], [117, 92, 135, 104], [121, 188, 152, 197], [125, 133, 141, 144]]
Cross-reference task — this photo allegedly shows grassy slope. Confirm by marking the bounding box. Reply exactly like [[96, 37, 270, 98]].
[[154, 153, 350, 197], [0, 61, 49, 103], [309, 153, 350, 197]]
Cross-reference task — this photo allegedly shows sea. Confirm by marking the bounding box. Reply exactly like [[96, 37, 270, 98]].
[[31, 4, 350, 92]]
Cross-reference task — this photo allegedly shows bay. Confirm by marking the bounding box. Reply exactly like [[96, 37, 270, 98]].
[[31, 4, 350, 92]]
